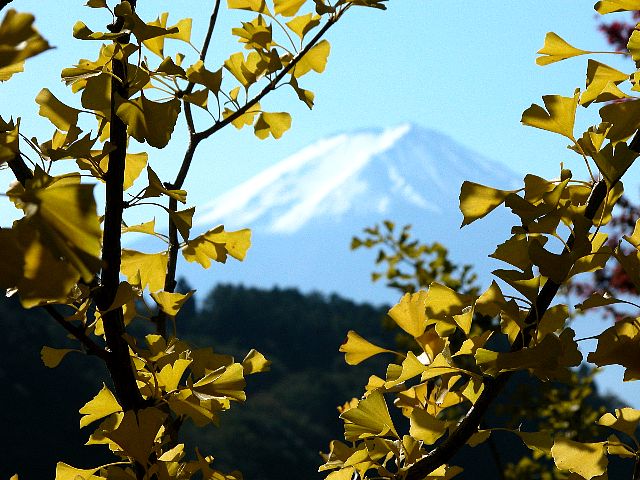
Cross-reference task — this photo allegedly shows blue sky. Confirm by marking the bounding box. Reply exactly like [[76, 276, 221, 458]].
[[3, 2, 640, 404], [3, 0, 632, 206]]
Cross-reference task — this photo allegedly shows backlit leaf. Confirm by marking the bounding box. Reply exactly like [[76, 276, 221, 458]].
[[164, 206, 195, 242], [182, 226, 251, 268], [409, 409, 447, 445], [186, 60, 223, 95], [340, 390, 398, 441], [521, 90, 580, 140], [254, 112, 292, 139], [581, 60, 629, 106], [598, 408, 640, 437], [192, 362, 247, 401], [286, 13, 321, 40], [599, 98, 640, 142], [459, 181, 513, 226], [41, 346, 76, 368], [144, 167, 187, 203], [595, 0, 640, 14], [55, 463, 102, 480], [36, 88, 81, 131], [588, 317, 640, 381], [536, 32, 589, 66], [116, 95, 181, 148], [79, 384, 122, 428], [106, 408, 167, 464], [156, 359, 192, 392], [593, 141, 638, 186], [551, 438, 607, 479], [151, 290, 194, 316], [339, 330, 394, 365], [275, 0, 306, 16], [0, 10, 51, 70], [242, 349, 271, 374], [293, 39, 330, 77], [228, 0, 270, 13], [575, 292, 622, 311], [120, 249, 168, 292], [387, 291, 428, 338]]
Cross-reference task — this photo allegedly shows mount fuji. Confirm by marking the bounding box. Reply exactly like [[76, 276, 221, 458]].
[[182, 123, 522, 305]]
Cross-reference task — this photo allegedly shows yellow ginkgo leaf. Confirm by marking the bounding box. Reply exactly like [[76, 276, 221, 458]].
[[186, 60, 222, 95], [274, 0, 306, 16], [517, 430, 554, 455], [536, 32, 589, 66], [122, 219, 156, 235], [325, 468, 356, 480], [41, 346, 76, 368], [54, 462, 102, 480], [116, 95, 181, 149], [193, 363, 247, 402], [595, 0, 640, 15], [0, 10, 51, 70], [182, 226, 251, 268], [144, 167, 187, 203], [593, 141, 638, 187], [588, 317, 640, 381], [425, 282, 472, 319], [120, 249, 168, 292], [551, 437, 608, 479], [339, 330, 394, 365], [254, 112, 292, 139], [600, 98, 640, 142], [124, 152, 148, 190], [79, 384, 122, 428], [151, 290, 194, 315], [581, 60, 629, 106], [459, 181, 514, 226], [387, 291, 428, 337], [106, 408, 167, 464], [156, 358, 192, 392], [293, 39, 330, 78], [598, 407, 640, 437], [521, 89, 580, 140], [242, 349, 271, 374], [286, 13, 321, 41], [384, 351, 427, 388], [409, 409, 447, 445], [340, 390, 398, 441], [227, 0, 270, 14]]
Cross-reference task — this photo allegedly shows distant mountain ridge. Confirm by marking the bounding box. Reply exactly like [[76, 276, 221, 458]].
[[184, 123, 522, 305], [194, 123, 519, 233]]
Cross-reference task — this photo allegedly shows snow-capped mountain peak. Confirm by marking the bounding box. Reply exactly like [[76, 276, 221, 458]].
[[194, 123, 518, 234]]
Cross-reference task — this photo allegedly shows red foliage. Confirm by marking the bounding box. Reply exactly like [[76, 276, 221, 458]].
[[598, 11, 640, 51]]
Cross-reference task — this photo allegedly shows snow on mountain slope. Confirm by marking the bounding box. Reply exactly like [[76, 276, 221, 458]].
[[194, 123, 518, 233], [184, 123, 521, 305]]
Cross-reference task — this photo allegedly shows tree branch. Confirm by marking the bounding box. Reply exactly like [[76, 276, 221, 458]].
[[184, 0, 221, 96], [405, 180, 608, 480], [194, 8, 345, 143], [95, 6, 144, 412]]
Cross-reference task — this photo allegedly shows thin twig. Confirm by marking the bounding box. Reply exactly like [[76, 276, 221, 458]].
[[195, 8, 345, 144], [184, 0, 221, 96]]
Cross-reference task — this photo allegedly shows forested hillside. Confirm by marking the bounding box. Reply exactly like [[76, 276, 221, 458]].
[[1, 284, 623, 479]]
